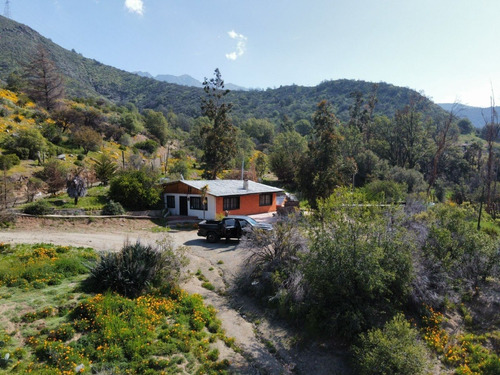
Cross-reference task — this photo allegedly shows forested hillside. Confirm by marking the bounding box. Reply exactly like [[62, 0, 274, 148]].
[[0, 15, 446, 123]]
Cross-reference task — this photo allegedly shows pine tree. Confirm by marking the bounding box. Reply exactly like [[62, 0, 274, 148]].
[[297, 100, 344, 207], [200, 69, 237, 179]]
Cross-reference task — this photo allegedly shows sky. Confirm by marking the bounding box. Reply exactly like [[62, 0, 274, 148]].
[[6, 0, 500, 107]]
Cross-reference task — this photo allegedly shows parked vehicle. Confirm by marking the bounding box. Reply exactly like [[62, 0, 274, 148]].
[[197, 215, 272, 243]]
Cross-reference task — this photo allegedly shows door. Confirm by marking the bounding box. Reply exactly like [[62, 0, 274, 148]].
[[179, 196, 188, 216]]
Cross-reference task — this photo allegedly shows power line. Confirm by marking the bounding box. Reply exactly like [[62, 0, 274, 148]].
[[3, 0, 10, 18]]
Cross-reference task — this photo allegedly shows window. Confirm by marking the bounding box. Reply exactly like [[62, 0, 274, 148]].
[[190, 196, 207, 210], [223, 196, 240, 211], [166, 195, 175, 208], [259, 193, 272, 206]]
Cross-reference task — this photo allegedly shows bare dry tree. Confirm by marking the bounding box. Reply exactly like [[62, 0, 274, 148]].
[[426, 102, 459, 197], [23, 44, 65, 111]]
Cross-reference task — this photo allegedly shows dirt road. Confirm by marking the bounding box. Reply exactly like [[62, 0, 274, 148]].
[[0, 217, 350, 374]]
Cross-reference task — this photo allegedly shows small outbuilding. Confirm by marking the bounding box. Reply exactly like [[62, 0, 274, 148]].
[[162, 179, 283, 220]]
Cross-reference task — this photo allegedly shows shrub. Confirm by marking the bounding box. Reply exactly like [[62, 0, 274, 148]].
[[23, 200, 53, 215], [38, 159, 68, 195], [363, 180, 407, 203], [134, 139, 159, 154], [418, 204, 498, 304], [101, 200, 126, 215], [0, 154, 20, 170], [83, 238, 187, 298], [302, 190, 413, 339], [108, 168, 161, 210], [353, 314, 429, 375], [1, 128, 46, 160]]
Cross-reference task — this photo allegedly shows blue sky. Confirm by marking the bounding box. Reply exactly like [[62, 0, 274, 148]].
[[7, 0, 500, 107]]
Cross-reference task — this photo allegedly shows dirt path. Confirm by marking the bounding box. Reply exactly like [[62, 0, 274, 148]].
[[0, 217, 350, 374]]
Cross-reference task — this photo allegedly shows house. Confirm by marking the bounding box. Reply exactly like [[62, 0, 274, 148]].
[[162, 179, 284, 220]]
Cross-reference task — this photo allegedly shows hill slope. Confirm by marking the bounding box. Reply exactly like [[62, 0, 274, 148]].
[[0, 15, 446, 122]]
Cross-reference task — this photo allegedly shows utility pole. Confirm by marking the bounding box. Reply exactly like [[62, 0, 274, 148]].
[[3, 0, 10, 18]]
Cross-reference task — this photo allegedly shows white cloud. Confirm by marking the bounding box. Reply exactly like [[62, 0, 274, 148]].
[[225, 30, 247, 61], [125, 0, 144, 15]]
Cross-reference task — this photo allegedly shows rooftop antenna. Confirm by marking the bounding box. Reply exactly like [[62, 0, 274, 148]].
[[3, 0, 10, 18]]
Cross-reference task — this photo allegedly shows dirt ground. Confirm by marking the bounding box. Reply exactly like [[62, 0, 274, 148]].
[[0, 216, 350, 374]]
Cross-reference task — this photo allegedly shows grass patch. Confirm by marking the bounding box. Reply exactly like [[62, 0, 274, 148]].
[[202, 282, 215, 291], [0, 243, 96, 290], [23, 186, 109, 213]]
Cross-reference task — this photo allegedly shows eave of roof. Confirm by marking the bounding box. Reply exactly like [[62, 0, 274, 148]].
[[163, 179, 283, 197]]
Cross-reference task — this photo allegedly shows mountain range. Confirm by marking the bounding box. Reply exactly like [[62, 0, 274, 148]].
[[0, 14, 446, 124], [437, 103, 499, 128], [133, 71, 248, 91]]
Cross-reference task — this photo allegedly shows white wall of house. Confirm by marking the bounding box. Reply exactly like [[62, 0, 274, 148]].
[[163, 193, 217, 220]]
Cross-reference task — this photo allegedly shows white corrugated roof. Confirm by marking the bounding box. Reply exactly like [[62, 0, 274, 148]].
[[178, 180, 283, 197]]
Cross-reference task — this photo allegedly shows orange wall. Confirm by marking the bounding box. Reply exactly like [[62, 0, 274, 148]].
[[215, 193, 277, 216]]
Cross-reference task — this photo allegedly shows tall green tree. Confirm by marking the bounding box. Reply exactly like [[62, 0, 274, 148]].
[[143, 109, 169, 145], [200, 69, 237, 179], [269, 131, 307, 184], [297, 100, 344, 207]]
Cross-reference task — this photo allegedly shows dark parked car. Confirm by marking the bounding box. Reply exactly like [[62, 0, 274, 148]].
[[197, 215, 272, 243]]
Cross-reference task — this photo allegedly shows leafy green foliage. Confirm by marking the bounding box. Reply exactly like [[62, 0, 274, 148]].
[[0, 243, 95, 289], [0, 240, 230, 374], [0, 154, 20, 170], [133, 139, 159, 154], [143, 109, 169, 145], [363, 180, 407, 203], [101, 200, 125, 215], [302, 190, 413, 338], [421, 204, 498, 299], [1, 128, 46, 160], [83, 239, 187, 298], [22, 200, 53, 215], [108, 168, 161, 210], [241, 118, 275, 145], [297, 101, 345, 207], [354, 314, 429, 375], [200, 69, 237, 179], [269, 130, 307, 184], [92, 153, 117, 185], [169, 159, 190, 177]]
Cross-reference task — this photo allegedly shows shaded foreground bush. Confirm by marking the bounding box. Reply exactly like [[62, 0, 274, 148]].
[[22, 200, 53, 215], [83, 238, 187, 298], [101, 200, 125, 215]]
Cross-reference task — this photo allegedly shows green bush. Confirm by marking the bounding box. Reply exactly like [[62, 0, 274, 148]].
[[101, 200, 126, 215], [108, 168, 161, 210], [363, 180, 407, 203], [23, 200, 53, 215], [133, 139, 159, 154], [1, 128, 46, 160], [353, 314, 429, 375], [302, 189, 413, 339], [83, 239, 187, 298]]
